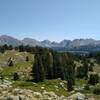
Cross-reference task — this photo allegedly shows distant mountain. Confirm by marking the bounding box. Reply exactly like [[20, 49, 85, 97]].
[[59, 40, 71, 47], [41, 40, 71, 48], [22, 38, 42, 47], [0, 35, 22, 46], [0, 35, 100, 52], [69, 39, 100, 48], [41, 40, 52, 47]]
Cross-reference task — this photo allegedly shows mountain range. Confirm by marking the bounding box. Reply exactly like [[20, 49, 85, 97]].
[[0, 35, 100, 52]]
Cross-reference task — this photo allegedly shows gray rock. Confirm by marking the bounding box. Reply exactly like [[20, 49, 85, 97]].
[[33, 92, 42, 98]]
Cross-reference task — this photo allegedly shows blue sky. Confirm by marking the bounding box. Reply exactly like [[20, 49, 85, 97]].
[[0, 0, 100, 41]]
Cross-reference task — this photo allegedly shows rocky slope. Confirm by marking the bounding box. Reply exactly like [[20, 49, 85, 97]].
[[0, 35, 22, 46], [0, 35, 100, 52], [0, 79, 97, 100], [0, 80, 68, 100]]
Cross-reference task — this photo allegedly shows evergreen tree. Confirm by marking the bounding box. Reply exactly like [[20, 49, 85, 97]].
[[89, 62, 94, 72], [67, 79, 74, 91], [52, 53, 64, 79], [46, 52, 54, 79], [18, 45, 25, 52], [88, 74, 99, 85], [77, 60, 89, 79], [8, 45, 13, 50], [83, 62, 89, 79], [84, 84, 90, 90], [13, 72, 19, 81], [32, 54, 45, 82], [0, 46, 5, 53], [3, 44, 8, 50], [77, 66, 85, 78], [26, 56, 29, 62], [93, 88, 100, 95], [61, 53, 69, 80]]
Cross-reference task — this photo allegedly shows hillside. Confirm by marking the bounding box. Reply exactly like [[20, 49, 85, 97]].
[[0, 50, 33, 80], [0, 50, 100, 100], [0, 50, 70, 99]]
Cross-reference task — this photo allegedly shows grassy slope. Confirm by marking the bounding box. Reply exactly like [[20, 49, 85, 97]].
[[13, 79, 69, 96], [0, 50, 33, 80], [0, 50, 69, 96], [0, 50, 100, 98], [94, 63, 100, 75]]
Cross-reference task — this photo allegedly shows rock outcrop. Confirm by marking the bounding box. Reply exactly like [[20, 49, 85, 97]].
[[0, 80, 68, 100]]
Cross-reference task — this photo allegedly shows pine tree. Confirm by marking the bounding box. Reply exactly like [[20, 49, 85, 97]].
[[89, 62, 94, 72], [26, 56, 29, 62], [88, 74, 99, 85], [13, 72, 19, 81], [61, 53, 69, 80], [52, 53, 63, 79], [67, 79, 74, 91], [32, 54, 45, 82], [8, 45, 13, 50], [0, 46, 5, 53], [77, 66, 85, 78], [83, 62, 89, 79], [77, 59, 89, 79], [46, 52, 54, 79], [3, 44, 8, 50]]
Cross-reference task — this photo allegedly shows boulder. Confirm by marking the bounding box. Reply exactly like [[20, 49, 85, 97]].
[[33, 92, 42, 98]]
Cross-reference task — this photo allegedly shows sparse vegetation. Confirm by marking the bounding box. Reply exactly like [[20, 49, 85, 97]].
[[13, 72, 19, 81], [88, 74, 99, 85], [93, 88, 100, 95], [0, 45, 99, 99]]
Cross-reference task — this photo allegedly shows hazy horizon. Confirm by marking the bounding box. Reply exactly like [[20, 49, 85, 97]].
[[0, 34, 100, 43], [0, 0, 100, 41]]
